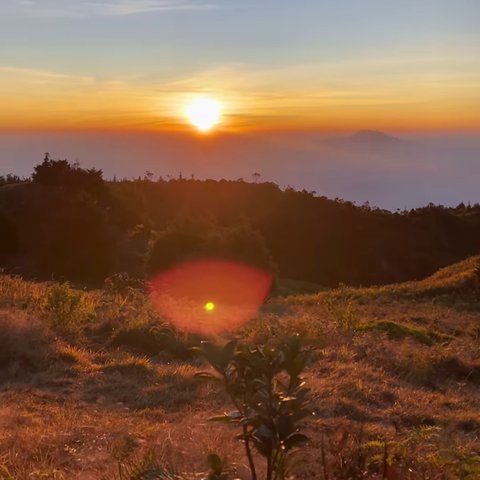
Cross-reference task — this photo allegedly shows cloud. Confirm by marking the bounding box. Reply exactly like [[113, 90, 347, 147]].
[[0, 66, 96, 86], [6, 0, 214, 18]]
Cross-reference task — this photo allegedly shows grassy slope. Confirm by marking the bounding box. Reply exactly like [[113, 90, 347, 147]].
[[0, 257, 479, 479]]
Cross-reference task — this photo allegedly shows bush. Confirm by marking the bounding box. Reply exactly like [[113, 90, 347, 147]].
[[43, 282, 93, 329], [111, 321, 190, 360], [104, 272, 146, 298], [196, 335, 313, 480]]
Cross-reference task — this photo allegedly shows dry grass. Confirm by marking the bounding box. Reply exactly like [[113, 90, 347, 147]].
[[0, 257, 479, 478]]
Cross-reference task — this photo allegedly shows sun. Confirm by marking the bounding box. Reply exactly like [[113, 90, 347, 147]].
[[186, 97, 222, 132]]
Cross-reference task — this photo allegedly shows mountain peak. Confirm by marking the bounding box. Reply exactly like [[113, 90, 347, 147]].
[[323, 129, 415, 153], [350, 130, 403, 143]]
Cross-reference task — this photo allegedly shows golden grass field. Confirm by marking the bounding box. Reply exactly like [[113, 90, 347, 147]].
[[0, 257, 479, 479]]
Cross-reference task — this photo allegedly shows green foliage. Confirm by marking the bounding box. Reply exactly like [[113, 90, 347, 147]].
[[362, 427, 480, 480], [3, 167, 480, 287], [324, 297, 360, 335], [318, 425, 480, 480], [445, 449, 480, 480], [43, 282, 92, 328], [206, 454, 229, 480], [195, 335, 313, 480]]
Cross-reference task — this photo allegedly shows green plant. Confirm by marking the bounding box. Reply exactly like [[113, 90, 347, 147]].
[[205, 453, 229, 480], [43, 282, 90, 328], [324, 297, 360, 336], [195, 335, 313, 480]]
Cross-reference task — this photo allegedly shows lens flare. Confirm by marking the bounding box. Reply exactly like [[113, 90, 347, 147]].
[[205, 301, 215, 312], [148, 259, 273, 335]]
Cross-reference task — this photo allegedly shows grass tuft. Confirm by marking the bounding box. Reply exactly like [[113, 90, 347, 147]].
[[360, 320, 451, 345]]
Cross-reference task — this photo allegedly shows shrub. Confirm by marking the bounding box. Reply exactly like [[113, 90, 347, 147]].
[[43, 282, 93, 329], [111, 321, 189, 359], [195, 335, 313, 480], [104, 272, 146, 299]]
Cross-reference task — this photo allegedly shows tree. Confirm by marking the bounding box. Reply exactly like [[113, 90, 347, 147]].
[[147, 219, 276, 275], [32, 156, 105, 196], [0, 215, 18, 266], [34, 194, 116, 282]]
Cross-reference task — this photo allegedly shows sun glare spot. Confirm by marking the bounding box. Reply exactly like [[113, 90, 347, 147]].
[[205, 301, 216, 312], [186, 97, 222, 132]]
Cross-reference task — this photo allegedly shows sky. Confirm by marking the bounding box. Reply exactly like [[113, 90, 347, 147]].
[[0, 0, 479, 132]]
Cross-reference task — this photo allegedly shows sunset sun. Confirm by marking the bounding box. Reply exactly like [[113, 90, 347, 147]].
[[186, 97, 222, 132]]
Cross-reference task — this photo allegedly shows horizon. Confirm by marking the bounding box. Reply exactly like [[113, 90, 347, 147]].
[[1, 0, 479, 208], [2, 128, 480, 211]]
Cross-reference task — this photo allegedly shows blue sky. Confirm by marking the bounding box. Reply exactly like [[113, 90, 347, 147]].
[[2, 0, 479, 77]]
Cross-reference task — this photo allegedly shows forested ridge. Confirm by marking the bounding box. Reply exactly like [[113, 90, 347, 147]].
[[0, 158, 479, 287]]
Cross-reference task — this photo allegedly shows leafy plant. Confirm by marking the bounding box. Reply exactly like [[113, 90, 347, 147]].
[[195, 335, 313, 480], [43, 282, 91, 328]]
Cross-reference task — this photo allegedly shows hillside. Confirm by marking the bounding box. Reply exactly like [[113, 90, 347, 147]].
[[292, 254, 480, 304], [0, 161, 480, 288], [0, 257, 479, 478]]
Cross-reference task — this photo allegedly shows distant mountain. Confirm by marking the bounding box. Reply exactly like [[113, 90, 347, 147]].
[[349, 129, 405, 145], [324, 130, 416, 154]]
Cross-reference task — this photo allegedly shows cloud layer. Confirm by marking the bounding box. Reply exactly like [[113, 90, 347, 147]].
[[6, 0, 213, 18]]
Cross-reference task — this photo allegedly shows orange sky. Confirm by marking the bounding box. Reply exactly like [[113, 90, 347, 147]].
[[1, 60, 479, 133], [1, 1, 479, 133]]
